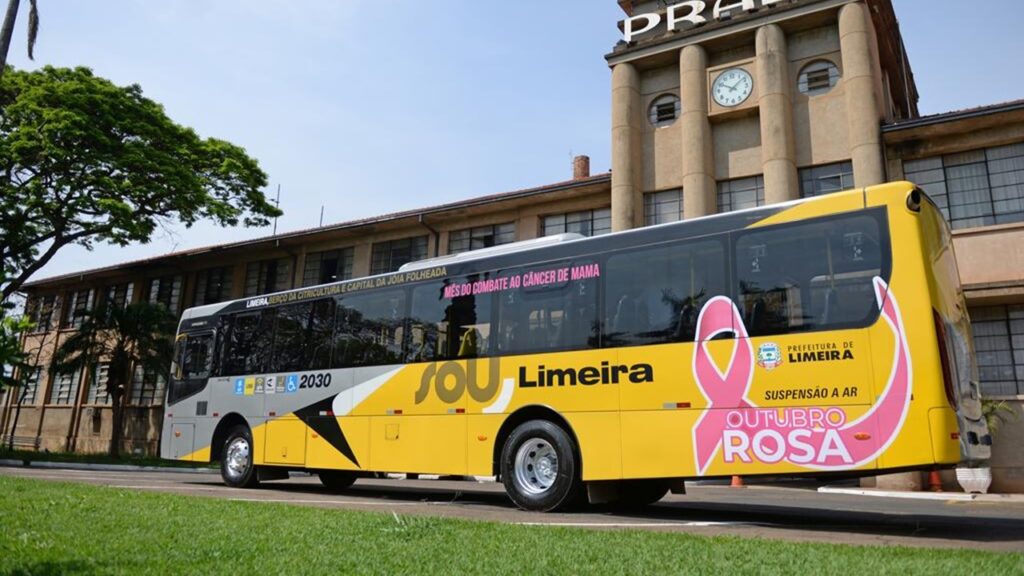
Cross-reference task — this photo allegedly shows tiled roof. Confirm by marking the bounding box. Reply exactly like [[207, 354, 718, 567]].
[[23, 172, 611, 288], [883, 99, 1024, 132]]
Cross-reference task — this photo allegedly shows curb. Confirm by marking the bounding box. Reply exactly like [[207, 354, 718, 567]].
[[818, 486, 1024, 503], [0, 459, 217, 474]]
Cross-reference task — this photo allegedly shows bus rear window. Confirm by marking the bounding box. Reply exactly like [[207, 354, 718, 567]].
[[734, 212, 888, 336]]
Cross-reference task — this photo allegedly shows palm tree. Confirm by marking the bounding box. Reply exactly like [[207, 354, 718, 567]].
[[51, 301, 175, 457], [0, 0, 39, 80]]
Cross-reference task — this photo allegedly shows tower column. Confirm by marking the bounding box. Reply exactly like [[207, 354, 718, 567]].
[[840, 1, 886, 187], [611, 62, 643, 231], [679, 45, 716, 219], [756, 24, 799, 204]]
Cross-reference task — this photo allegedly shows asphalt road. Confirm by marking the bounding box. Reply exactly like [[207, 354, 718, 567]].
[[3, 465, 1024, 552]]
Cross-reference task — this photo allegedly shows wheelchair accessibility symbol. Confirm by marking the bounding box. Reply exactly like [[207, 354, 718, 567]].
[[234, 379, 245, 395], [285, 375, 298, 394]]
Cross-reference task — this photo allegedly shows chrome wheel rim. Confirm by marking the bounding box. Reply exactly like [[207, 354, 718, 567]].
[[225, 437, 251, 481], [513, 438, 558, 496]]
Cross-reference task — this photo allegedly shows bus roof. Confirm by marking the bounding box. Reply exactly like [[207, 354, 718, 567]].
[[179, 185, 906, 324]]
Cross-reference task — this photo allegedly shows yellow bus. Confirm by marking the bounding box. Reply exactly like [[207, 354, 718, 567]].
[[161, 181, 990, 511]]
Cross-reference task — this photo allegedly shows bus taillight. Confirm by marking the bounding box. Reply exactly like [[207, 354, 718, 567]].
[[933, 309, 958, 410]]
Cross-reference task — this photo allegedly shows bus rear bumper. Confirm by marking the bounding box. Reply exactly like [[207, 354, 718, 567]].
[[929, 407, 991, 466]]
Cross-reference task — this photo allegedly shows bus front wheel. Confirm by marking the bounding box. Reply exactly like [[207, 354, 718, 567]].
[[221, 425, 259, 488], [500, 420, 581, 512]]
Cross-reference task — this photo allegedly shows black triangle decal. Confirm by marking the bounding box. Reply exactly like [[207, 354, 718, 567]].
[[294, 395, 360, 468]]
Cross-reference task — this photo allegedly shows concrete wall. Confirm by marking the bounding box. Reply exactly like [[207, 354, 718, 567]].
[[641, 66, 684, 192], [790, 25, 850, 168], [713, 114, 763, 180], [953, 224, 1024, 289], [991, 401, 1024, 493]]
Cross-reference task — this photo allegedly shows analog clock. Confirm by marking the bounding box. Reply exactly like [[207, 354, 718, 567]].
[[712, 68, 754, 108]]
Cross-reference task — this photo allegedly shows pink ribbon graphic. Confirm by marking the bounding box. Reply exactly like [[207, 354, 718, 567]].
[[691, 277, 912, 476]]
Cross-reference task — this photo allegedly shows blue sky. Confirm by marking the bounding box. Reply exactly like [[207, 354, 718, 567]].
[[9, 0, 1024, 280]]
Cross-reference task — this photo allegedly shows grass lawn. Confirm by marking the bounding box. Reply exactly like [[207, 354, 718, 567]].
[[0, 448, 214, 470], [0, 476, 1020, 575]]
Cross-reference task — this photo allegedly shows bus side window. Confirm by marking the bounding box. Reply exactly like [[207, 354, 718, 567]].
[[409, 282, 447, 362], [272, 302, 314, 373], [168, 332, 213, 404], [496, 262, 599, 355], [221, 310, 276, 376], [603, 240, 726, 346], [269, 298, 336, 373], [334, 290, 406, 368], [734, 213, 885, 336], [172, 337, 186, 380], [183, 334, 213, 380], [409, 276, 492, 361]]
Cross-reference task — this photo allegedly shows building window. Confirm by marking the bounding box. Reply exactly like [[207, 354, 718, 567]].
[[49, 369, 81, 405], [448, 223, 516, 255], [193, 266, 234, 306], [799, 161, 854, 198], [644, 190, 683, 225], [26, 294, 56, 332], [101, 283, 134, 312], [147, 275, 183, 314], [969, 306, 1024, 396], [302, 248, 355, 287], [62, 289, 94, 329], [370, 237, 428, 275], [130, 366, 167, 406], [13, 367, 41, 405], [904, 142, 1024, 230], [718, 176, 766, 213], [244, 257, 293, 297], [86, 363, 111, 405], [542, 208, 612, 238], [798, 60, 840, 96], [648, 94, 681, 128]]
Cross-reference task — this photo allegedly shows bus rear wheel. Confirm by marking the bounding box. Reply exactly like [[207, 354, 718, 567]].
[[221, 425, 259, 488], [500, 420, 581, 512], [319, 470, 357, 491]]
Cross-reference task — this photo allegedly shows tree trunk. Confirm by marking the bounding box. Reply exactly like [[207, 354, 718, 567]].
[[0, 0, 19, 80], [109, 387, 122, 458], [1, 236, 69, 302], [6, 385, 27, 450]]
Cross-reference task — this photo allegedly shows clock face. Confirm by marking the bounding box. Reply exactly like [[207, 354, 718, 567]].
[[712, 68, 754, 108]]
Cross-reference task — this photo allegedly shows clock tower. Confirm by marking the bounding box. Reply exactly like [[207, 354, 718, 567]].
[[607, 0, 918, 232]]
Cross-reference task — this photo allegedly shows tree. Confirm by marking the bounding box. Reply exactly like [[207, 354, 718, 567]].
[[0, 0, 40, 81], [0, 66, 281, 302], [51, 302, 176, 457], [3, 315, 48, 450], [0, 314, 30, 386]]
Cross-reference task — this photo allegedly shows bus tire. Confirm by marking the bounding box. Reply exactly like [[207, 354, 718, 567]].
[[613, 480, 670, 509], [500, 420, 581, 512], [319, 470, 357, 491], [220, 425, 259, 489]]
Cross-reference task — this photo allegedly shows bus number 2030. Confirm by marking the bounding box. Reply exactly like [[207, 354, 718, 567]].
[[300, 373, 332, 389]]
